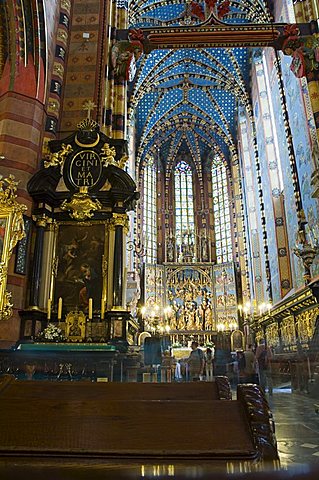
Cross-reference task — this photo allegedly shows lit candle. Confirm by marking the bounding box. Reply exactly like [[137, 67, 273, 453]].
[[89, 298, 93, 320], [57, 297, 62, 320], [47, 298, 51, 320]]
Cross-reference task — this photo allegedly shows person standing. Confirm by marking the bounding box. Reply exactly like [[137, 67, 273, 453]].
[[161, 350, 174, 382], [187, 341, 204, 381], [256, 339, 273, 395], [243, 344, 258, 383], [237, 350, 246, 384], [205, 347, 214, 381]]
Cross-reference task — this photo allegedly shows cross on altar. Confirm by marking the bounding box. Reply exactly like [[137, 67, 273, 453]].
[[82, 100, 97, 120]]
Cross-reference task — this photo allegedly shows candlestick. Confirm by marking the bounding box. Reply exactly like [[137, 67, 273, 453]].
[[47, 298, 51, 320], [88, 298, 93, 320], [57, 297, 62, 320]]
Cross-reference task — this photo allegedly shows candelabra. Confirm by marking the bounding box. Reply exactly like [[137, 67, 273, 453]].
[[126, 239, 146, 258], [140, 304, 172, 335], [293, 229, 319, 285]]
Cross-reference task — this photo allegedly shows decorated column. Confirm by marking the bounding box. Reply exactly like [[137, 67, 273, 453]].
[[110, 213, 129, 309], [29, 215, 49, 308]]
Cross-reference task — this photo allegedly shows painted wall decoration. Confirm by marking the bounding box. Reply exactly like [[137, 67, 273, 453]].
[[252, 70, 281, 303], [280, 53, 319, 281]]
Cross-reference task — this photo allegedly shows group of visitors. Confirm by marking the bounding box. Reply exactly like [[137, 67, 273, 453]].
[[160, 338, 273, 394], [160, 341, 214, 382], [187, 341, 214, 381]]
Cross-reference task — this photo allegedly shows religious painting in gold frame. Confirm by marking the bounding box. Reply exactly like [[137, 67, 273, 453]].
[[65, 310, 86, 342], [0, 176, 27, 320], [52, 222, 108, 315]]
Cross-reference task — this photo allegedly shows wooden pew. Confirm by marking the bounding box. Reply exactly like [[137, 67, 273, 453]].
[[0, 375, 278, 467]]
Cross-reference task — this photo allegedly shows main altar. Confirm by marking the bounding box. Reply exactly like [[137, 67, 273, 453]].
[[18, 115, 139, 345]]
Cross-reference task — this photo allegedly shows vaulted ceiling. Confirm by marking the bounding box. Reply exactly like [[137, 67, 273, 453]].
[[128, 0, 273, 175]]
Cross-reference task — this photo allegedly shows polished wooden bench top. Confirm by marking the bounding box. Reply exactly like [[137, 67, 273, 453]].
[[0, 377, 253, 458]]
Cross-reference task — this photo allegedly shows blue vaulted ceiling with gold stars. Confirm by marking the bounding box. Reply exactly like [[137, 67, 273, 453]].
[[128, 0, 273, 174]]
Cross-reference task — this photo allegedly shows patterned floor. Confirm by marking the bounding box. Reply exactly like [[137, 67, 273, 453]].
[[266, 387, 319, 468]]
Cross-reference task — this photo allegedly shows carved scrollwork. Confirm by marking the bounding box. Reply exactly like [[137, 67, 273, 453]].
[[237, 384, 279, 462], [215, 375, 232, 400], [0, 291, 13, 321]]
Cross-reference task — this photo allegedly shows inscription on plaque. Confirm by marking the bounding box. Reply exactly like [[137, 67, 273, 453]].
[[69, 150, 102, 188]]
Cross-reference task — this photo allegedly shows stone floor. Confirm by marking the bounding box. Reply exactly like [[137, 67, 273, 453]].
[[264, 386, 319, 468]]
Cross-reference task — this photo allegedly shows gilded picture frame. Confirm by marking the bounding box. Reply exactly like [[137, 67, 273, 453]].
[[0, 176, 27, 320]]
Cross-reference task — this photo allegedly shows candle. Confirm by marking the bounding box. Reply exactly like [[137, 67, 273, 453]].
[[101, 298, 105, 320], [88, 298, 93, 320], [57, 297, 62, 320], [47, 298, 51, 320]]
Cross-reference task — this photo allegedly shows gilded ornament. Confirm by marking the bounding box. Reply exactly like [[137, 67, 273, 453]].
[[0, 175, 26, 320], [48, 100, 59, 112], [61, 0, 71, 13], [77, 117, 99, 132], [102, 255, 108, 277], [57, 29, 67, 44], [52, 256, 59, 278], [82, 100, 97, 120], [53, 62, 64, 77], [33, 214, 50, 228], [44, 143, 73, 173], [60, 187, 102, 221], [109, 213, 129, 233], [0, 264, 7, 283], [118, 154, 129, 169], [101, 143, 117, 167], [0, 291, 13, 321]]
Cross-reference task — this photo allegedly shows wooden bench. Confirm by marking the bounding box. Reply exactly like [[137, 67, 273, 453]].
[[0, 375, 278, 466]]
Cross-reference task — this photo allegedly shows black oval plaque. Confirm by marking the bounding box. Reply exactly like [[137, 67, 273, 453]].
[[69, 150, 102, 189]]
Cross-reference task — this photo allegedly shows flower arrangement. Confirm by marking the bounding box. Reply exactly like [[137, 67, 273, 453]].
[[37, 323, 65, 342]]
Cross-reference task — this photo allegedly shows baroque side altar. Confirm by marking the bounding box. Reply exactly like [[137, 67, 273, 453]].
[[18, 117, 139, 344]]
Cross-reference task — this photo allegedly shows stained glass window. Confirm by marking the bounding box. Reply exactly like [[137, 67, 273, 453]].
[[212, 156, 233, 263], [174, 160, 195, 261], [143, 157, 157, 264]]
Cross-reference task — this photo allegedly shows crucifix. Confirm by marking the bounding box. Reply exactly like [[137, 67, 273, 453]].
[[82, 100, 97, 120]]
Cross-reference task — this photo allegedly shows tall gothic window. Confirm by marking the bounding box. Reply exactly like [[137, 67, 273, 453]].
[[174, 160, 195, 260], [212, 156, 232, 263], [143, 157, 157, 264]]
